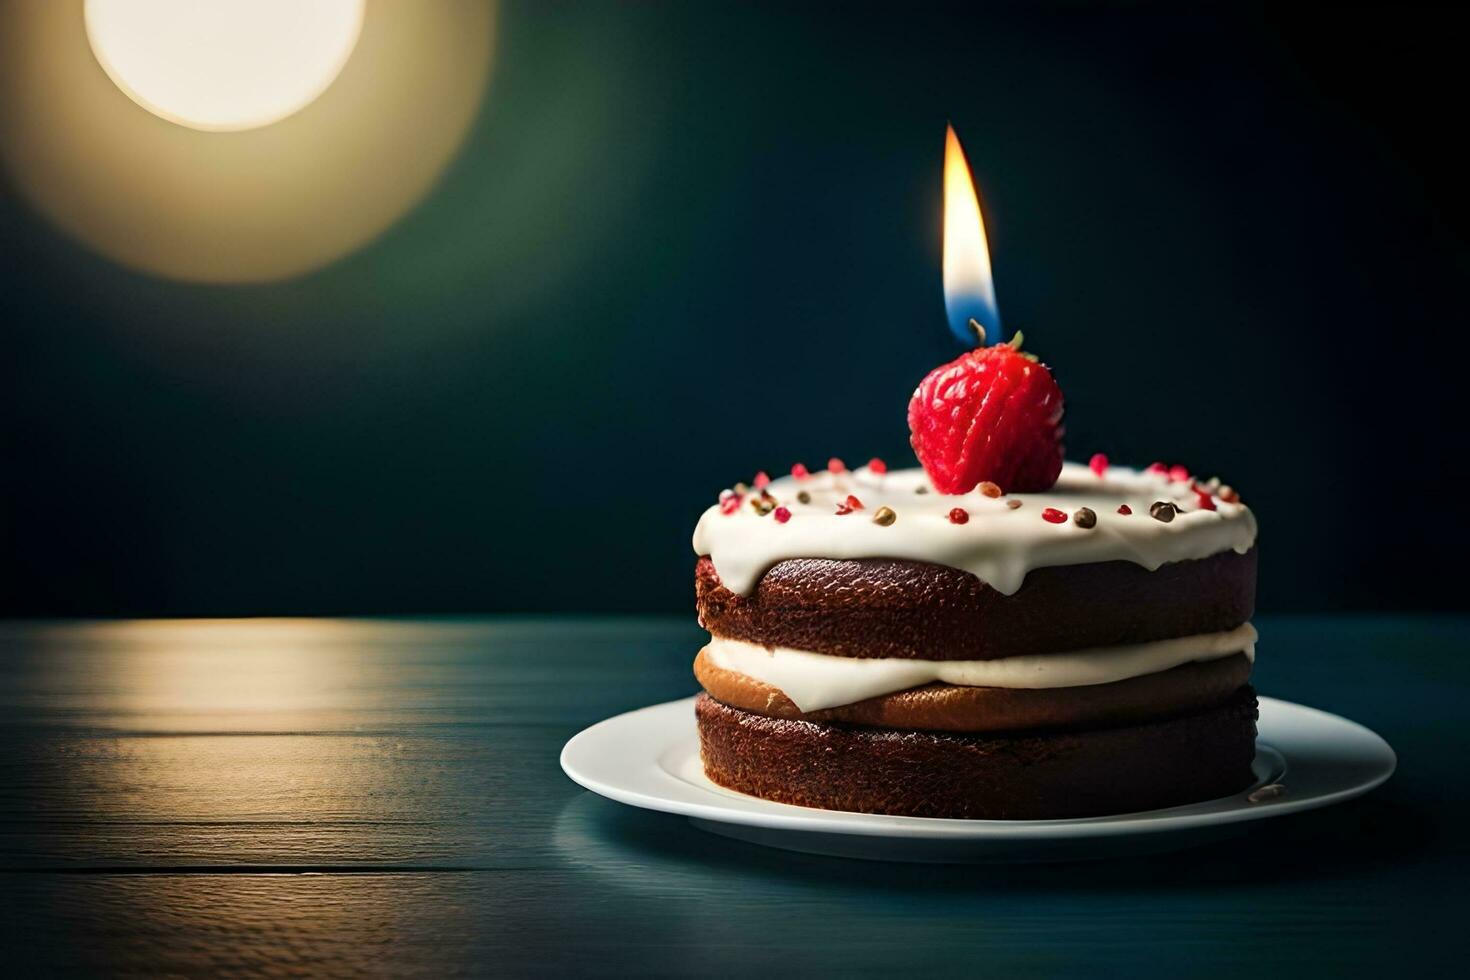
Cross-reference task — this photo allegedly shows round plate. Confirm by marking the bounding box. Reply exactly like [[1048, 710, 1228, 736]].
[[560, 696, 1396, 862]]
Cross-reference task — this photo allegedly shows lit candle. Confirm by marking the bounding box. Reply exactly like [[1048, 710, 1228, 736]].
[[942, 123, 1001, 346]]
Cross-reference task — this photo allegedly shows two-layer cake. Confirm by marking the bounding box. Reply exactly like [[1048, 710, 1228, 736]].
[[691, 460, 1259, 819]]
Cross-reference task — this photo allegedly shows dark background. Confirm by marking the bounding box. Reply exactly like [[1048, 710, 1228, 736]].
[[3, 2, 1466, 617]]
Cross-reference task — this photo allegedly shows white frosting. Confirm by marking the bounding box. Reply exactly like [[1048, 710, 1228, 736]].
[[692, 462, 1257, 596], [704, 624, 1257, 712]]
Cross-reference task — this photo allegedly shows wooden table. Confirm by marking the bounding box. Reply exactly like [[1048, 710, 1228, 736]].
[[0, 616, 1463, 976]]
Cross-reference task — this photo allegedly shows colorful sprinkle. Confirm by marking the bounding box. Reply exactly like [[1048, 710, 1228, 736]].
[[1194, 489, 1217, 511], [1146, 462, 1168, 476], [1042, 507, 1068, 524], [1006, 499, 1023, 510], [868, 457, 888, 475], [1089, 453, 1108, 478], [1150, 501, 1177, 523], [791, 463, 810, 480], [749, 496, 775, 516], [1117, 504, 1133, 515], [977, 481, 1003, 498], [835, 494, 864, 515], [948, 507, 969, 524], [720, 495, 741, 515], [1169, 464, 1191, 483], [1073, 507, 1097, 528], [773, 506, 792, 524], [1218, 485, 1239, 503], [915, 486, 930, 494], [872, 506, 897, 526], [828, 457, 847, 474], [753, 471, 770, 489], [796, 490, 812, 505]]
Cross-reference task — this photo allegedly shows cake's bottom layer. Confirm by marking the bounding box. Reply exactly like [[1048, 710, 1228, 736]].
[[696, 689, 1260, 820], [694, 648, 1253, 733]]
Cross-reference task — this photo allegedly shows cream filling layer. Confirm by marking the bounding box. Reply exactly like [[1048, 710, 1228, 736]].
[[703, 624, 1257, 712]]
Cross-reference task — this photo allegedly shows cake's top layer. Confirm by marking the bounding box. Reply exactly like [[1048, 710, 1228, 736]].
[[696, 549, 1256, 660], [693, 461, 1257, 596]]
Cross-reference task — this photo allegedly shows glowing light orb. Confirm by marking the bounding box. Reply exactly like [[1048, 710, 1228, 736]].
[[84, 0, 365, 132], [2, 1, 493, 283]]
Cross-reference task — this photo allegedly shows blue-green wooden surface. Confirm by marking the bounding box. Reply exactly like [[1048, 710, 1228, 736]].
[[0, 616, 1463, 976]]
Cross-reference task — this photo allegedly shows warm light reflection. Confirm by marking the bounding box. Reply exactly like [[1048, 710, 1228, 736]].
[[7, 619, 498, 864], [29, 618, 457, 732], [85, 0, 365, 132], [1, 619, 482, 969], [942, 123, 1001, 345], [0, 1, 494, 283]]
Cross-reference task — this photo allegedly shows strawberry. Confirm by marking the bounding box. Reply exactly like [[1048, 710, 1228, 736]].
[[907, 335, 1065, 494]]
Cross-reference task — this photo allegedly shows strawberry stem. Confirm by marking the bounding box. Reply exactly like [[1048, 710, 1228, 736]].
[[1010, 330, 1025, 351]]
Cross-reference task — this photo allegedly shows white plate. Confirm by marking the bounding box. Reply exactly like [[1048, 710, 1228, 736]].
[[561, 695, 1396, 862]]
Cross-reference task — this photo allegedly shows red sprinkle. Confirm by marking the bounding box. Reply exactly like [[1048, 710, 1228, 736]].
[[1218, 485, 1239, 503], [791, 463, 810, 480], [720, 495, 742, 515], [948, 507, 969, 525], [753, 471, 770, 489], [1195, 489, 1217, 511], [1146, 462, 1168, 476], [1042, 507, 1068, 524], [828, 457, 847, 474], [1089, 453, 1108, 478], [1117, 504, 1133, 515], [773, 506, 792, 524], [845, 494, 864, 511], [868, 457, 888, 475], [1169, 464, 1191, 483]]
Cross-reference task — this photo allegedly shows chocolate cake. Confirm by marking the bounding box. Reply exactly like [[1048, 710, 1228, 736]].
[[691, 460, 1260, 819], [686, 128, 1260, 820]]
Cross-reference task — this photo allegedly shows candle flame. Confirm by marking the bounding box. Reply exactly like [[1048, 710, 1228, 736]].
[[943, 124, 1000, 345]]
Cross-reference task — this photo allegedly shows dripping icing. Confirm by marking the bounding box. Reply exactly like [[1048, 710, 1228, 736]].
[[692, 461, 1257, 596]]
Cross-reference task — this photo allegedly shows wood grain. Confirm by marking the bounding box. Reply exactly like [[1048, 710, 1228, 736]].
[[0, 616, 1464, 976]]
